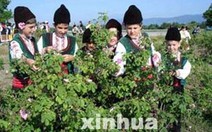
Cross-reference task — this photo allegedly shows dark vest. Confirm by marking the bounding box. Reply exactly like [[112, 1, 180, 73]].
[[119, 34, 154, 67], [119, 35, 141, 53], [173, 57, 187, 87], [42, 33, 76, 55], [41, 33, 76, 74], [9, 34, 38, 77], [9, 34, 38, 60]]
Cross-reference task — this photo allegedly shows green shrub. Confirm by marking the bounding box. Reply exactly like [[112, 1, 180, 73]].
[[0, 58, 3, 70], [1, 18, 211, 131]]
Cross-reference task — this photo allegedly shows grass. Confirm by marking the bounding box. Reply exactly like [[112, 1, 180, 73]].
[[0, 43, 12, 90], [0, 43, 9, 56]]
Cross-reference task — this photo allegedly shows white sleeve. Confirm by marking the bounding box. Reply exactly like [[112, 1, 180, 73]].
[[37, 36, 45, 54], [176, 60, 191, 79], [188, 32, 191, 39], [147, 43, 162, 67], [9, 40, 23, 59], [74, 42, 79, 56], [113, 42, 126, 76], [186, 31, 191, 39]]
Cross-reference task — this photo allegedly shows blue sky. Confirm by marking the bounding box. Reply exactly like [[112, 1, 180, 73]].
[[8, 0, 211, 26]]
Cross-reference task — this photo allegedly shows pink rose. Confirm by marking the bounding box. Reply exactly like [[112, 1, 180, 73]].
[[116, 58, 122, 64], [152, 54, 159, 62], [152, 54, 160, 67], [18, 22, 26, 30], [19, 109, 28, 120]]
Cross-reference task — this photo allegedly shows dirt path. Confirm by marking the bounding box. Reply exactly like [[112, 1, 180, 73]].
[[0, 43, 12, 90]]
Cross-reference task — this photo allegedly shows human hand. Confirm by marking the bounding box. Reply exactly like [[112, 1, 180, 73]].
[[62, 54, 74, 62], [169, 70, 176, 76], [26, 59, 39, 71], [152, 52, 161, 67], [45, 46, 56, 53]]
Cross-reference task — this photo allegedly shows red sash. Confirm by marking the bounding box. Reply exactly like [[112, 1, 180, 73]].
[[12, 76, 32, 89], [60, 62, 69, 74], [173, 77, 181, 87]]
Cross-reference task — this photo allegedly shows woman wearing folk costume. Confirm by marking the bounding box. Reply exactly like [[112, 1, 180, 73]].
[[113, 5, 161, 76], [9, 6, 38, 89], [37, 4, 78, 74]]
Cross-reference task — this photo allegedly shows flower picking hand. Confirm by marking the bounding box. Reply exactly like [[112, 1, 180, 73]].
[[169, 70, 180, 77], [45, 46, 56, 53], [26, 58, 39, 71], [169, 70, 176, 76], [62, 54, 74, 62]]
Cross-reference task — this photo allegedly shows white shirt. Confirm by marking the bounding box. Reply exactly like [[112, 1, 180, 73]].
[[180, 30, 191, 40], [37, 32, 78, 55], [113, 37, 161, 76], [174, 51, 192, 79], [10, 35, 35, 59]]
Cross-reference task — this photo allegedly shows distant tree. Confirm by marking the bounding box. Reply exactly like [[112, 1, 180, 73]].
[[203, 3, 212, 27], [147, 24, 159, 29], [0, 0, 12, 23], [187, 21, 199, 29], [142, 25, 148, 29], [171, 22, 180, 28], [160, 22, 172, 29], [199, 21, 207, 28]]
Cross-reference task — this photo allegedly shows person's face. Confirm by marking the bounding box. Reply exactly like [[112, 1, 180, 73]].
[[86, 42, 96, 51], [54, 23, 69, 38], [166, 40, 180, 54], [125, 24, 141, 39], [108, 28, 118, 47], [22, 23, 37, 38]]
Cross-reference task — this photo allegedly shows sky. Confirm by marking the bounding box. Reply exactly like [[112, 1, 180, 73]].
[[7, 0, 211, 26]]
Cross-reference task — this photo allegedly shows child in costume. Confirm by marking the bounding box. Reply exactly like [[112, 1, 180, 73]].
[[113, 5, 161, 76], [165, 27, 191, 93], [9, 6, 38, 89], [164, 27, 192, 131], [104, 18, 122, 59], [81, 28, 96, 55], [37, 4, 78, 74]]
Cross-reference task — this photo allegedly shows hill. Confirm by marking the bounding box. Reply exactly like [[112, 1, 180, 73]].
[[143, 14, 205, 25]]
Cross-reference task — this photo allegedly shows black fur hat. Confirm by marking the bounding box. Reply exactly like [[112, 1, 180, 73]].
[[106, 19, 122, 39], [165, 27, 181, 41], [82, 28, 93, 43], [123, 5, 143, 25], [54, 4, 70, 24], [14, 6, 36, 29]]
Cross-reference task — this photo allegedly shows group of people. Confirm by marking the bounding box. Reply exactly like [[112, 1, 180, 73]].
[[71, 23, 84, 36], [38, 21, 50, 33], [0, 22, 14, 43], [9, 4, 191, 132]]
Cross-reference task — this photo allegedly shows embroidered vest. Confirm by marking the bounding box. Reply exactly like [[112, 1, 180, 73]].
[[42, 33, 76, 74], [9, 34, 38, 61], [119, 33, 150, 53], [119, 34, 155, 68], [173, 57, 187, 87], [9, 34, 38, 75], [9, 34, 38, 89], [119, 35, 140, 53]]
